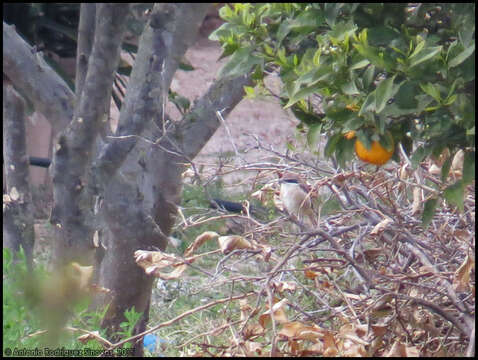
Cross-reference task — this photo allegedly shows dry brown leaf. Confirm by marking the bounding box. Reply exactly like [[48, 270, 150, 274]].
[[431, 147, 450, 167], [9, 187, 20, 201], [300, 341, 324, 356], [273, 193, 283, 211], [429, 163, 442, 175], [411, 187, 422, 215], [184, 231, 219, 257], [242, 323, 264, 340], [453, 253, 475, 292], [304, 269, 319, 280], [92, 230, 99, 248], [271, 280, 297, 294], [370, 217, 392, 235], [257, 243, 273, 262], [370, 324, 387, 337], [363, 248, 383, 262], [259, 298, 288, 327], [134, 250, 188, 280], [239, 298, 253, 321], [89, 283, 111, 294], [77, 331, 100, 344], [244, 341, 263, 356], [451, 149, 464, 173], [279, 321, 324, 341], [218, 235, 252, 254], [69, 262, 94, 292], [386, 340, 419, 357], [322, 331, 339, 356], [399, 164, 409, 180], [181, 168, 195, 179], [251, 183, 276, 205]]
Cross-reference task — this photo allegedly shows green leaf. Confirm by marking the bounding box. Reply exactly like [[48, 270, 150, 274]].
[[341, 79, 360, 95], [178, 59, 195, 71], [419, 82, 441, 103], [297, 64, 333, 86], [328, 20, 357, 43], [446, 40, 458, 62], [442, 94, 457, 106], [463, 151, 475, 185], [350, 59, 370, 70], [440, 156, 452, 182], [324, 3, 342, 27], [324, 133, 342, 157], [394, 80, 418, 109], [356, 130, 372, 150], [408, 37, 425, 59], [359, 91, 376, 115], [276, 19, 293, 44], [375, 75, 396, 113], [422, 198, 438, 228], [169, 91, 190, 114], [344, 116, 364, 130], [409, 46, 442, 68], [367, 26, 400, 46], [443, 180, 465, 212], [243, 85, 255, 99], [411, 146, 432, 169], [363, 65, 375, 90], [219, 4, 234, 21], [277, 9, 325, 44], [307, 123, 322, 147], [448, 43, 475, 68], [284, 84, 321, 109], [312, 48, 321, 66], [335, 136, 355, 167], [218, 47, 262, 79]]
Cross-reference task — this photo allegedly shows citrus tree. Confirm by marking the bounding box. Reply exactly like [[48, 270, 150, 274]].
[[210, 3, 475, 216]]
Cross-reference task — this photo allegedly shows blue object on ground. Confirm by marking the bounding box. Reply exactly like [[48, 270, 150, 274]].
[[143, 334, 158, 353]]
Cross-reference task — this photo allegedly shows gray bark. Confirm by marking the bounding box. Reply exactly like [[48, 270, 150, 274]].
[[75, 3, 96, 99], [3, 4, 252, 355], [50, 4, 130, 266], [3, 22, 74, 135], [96, 4, 212, 352], [3, 84, 35, 270]]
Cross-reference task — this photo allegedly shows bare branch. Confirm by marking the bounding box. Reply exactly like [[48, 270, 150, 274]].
[[3, 22, 74, 133]]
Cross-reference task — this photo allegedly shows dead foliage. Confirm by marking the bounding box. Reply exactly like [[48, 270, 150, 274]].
[[133, 136, 474, 357]]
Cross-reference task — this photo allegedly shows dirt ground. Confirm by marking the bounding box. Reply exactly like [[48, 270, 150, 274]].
[[171, 36, 298, 165]]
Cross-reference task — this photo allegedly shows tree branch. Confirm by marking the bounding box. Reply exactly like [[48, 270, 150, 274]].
[[50, 3, 130, 265], [3, 22, 74, 133], [75, 3, 96, 99], [93, 4, 211, 187], [3, 84, 35, 270]]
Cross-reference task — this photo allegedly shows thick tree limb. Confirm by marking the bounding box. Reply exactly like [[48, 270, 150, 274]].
[[3, 84, 35, 270], [3, 22, 74, 134], [176, 73, 253, 160], [50, 4, 130, 265], [94, 4, 211, 187], [75, 3, 96, 99]]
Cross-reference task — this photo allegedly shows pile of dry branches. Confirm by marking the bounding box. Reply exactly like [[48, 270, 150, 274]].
[[132, 135, 474, 357]]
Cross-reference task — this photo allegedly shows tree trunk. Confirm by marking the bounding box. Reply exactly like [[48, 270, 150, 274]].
[[3, 84, 35, 270]]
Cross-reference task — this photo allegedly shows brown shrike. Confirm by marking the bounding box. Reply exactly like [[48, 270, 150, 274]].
[[279, 177, 317, 227]]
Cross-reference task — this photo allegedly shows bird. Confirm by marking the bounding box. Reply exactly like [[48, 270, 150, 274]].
[[279, 176, 317, 227]]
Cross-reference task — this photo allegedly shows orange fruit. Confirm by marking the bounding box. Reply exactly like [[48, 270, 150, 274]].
[[344, 130, 356, 140], [354, 135, 394, 166]]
